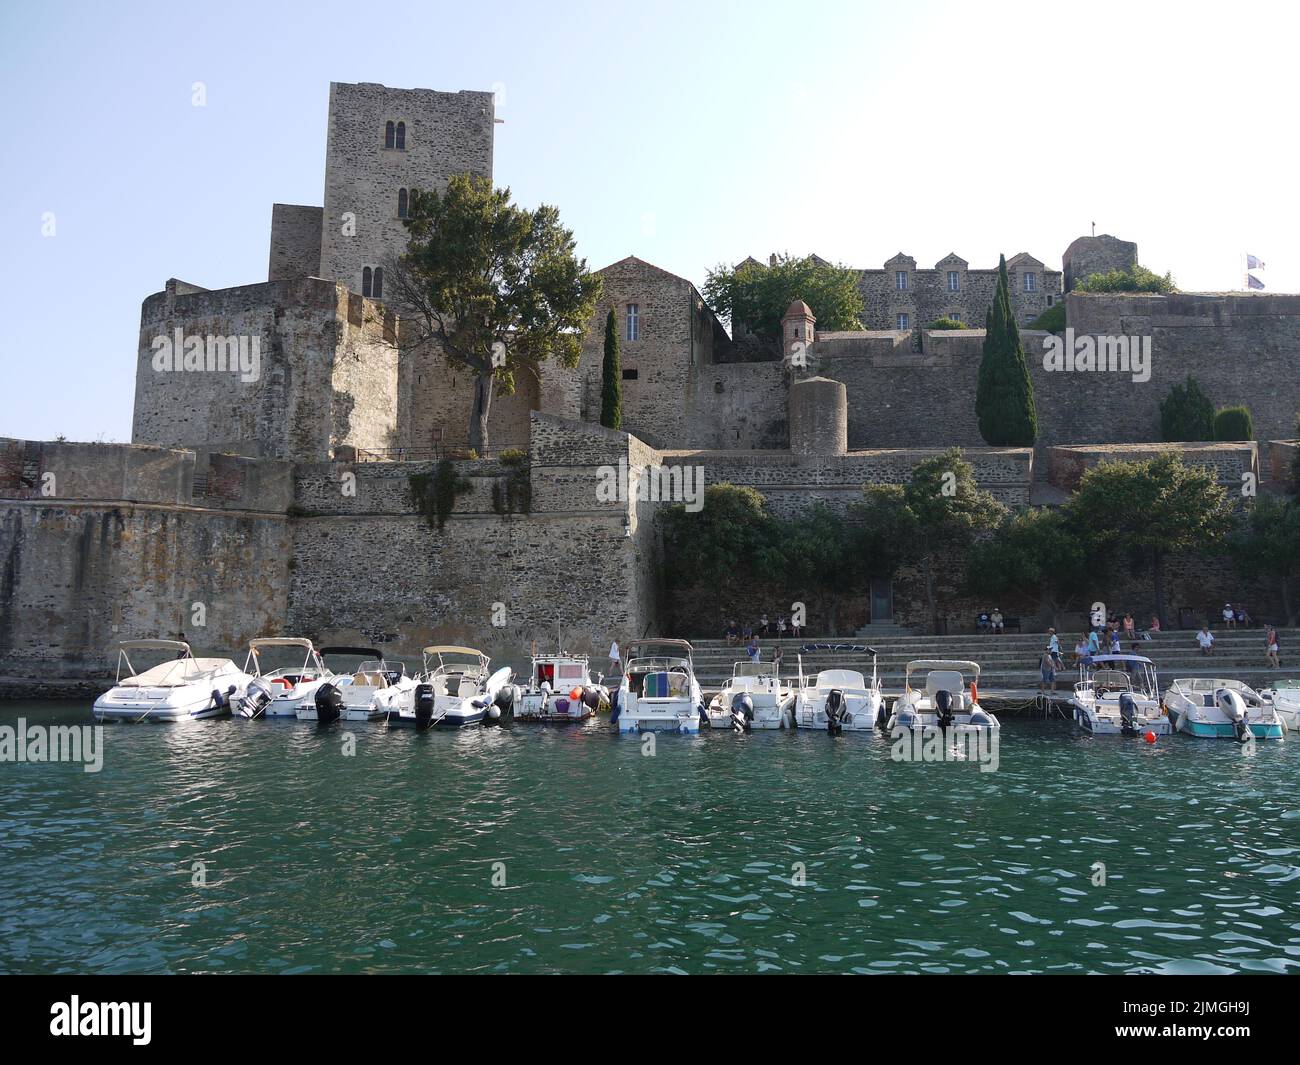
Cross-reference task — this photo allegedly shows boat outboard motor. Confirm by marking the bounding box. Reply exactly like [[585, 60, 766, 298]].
[[489, 683, 519, 725], [579, 686, 604, 711], [1217, 688, 1251, 743], [210, 684, 237, 714], [730, 693, 755, 732], [825, 689, 845, 734], [241, 677, 276, 719], [413, 683, 436, 728], [314, 682, 344, 725], [935, 688, 955, 731], [1117, 692, 1139, 736]]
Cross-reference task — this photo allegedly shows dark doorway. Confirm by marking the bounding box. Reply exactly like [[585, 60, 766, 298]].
[[870, 578, 893, 623]]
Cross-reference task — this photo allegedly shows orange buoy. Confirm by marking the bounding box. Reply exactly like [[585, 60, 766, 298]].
[[1145, 730, 1156, 744], [570, 688, 583, 701]]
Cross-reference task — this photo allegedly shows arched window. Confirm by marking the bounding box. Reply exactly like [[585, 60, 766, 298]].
[[372, 267, 383, 299], [384, 121, 395, 149], [362, 267, 373, 297], [398, 188, 408, 218], [395, 121, 406, 150]]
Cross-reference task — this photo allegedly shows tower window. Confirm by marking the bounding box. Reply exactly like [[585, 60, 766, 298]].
[[395, 122, 406, 150], [384, 121, 395, 149], [1024, 272, 1037, 293], [362, 267, 372, 297], [895, 271, 908, 291], [947, 270, 960, 292], [373, 267, 383, 299], [362, 267, 383, 299], [622, 368, 638, 381], [398, 188, 409, 218], [626, 303, 639, 342]]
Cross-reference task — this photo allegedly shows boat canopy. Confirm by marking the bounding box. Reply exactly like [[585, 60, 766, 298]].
[[628, 638, 694, 655], [321, 646, 383, 659], [422, 645, 487, 658], [1083, 653, 1153, 666], [904, 659, 981, 676], [801, 643, 877, 656], [119, 658, 239, 687], [119, 639, 191, 655], [250, 637, 316, 650]]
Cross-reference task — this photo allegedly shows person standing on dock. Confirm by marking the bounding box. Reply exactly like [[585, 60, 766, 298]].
[[1267, 627, 1280, 668], [609, 638, 622, 677], [1039, 649, 1058, 693], [1047, 628, 1061, 667], [1074, 635, 1090, 665]]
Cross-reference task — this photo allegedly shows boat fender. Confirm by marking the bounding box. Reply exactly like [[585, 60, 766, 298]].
[[968, 708, 993, 728], [314, 682, 344, 726], [579, 686, 604, 711], [609, 691, 621, 725], [1118, 692, 1139, 737], [935, 689, 954, 730]]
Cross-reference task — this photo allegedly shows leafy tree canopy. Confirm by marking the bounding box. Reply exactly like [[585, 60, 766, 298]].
[[703, 254, 863, 346]]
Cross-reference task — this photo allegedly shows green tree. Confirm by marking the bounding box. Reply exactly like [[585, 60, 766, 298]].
[[660, 483, 782, 590], [1212, 405, 1254, 441], [966, 507, 1094, 628], [1225, 494, 1300, 625], [600, 308, 622, 430], [1160, 375, 1215, 441], [976, 255, 1038, 446], [1065, 453, 1232, 627], [865, 449, 1005, 634], [1074, 264, 1176, 294], [392, 175, 602, 453], [777, 504, 852, 636], [1028, 303, 1066, 334], [703, 254, 863, 346]]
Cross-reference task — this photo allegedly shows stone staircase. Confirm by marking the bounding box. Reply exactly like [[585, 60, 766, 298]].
[[676, 629, 1300, 695]]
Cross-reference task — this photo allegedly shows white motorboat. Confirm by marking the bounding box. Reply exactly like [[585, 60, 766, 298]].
[[387, 646, 517, 729], [1263, 679, 1300, 732], [705, 660, 793, 730], [237, 637, 335, 718], [1163, 677, 1286, 741], [1068, 654, 1171, 736], [887, 659, 999, 732], [611, 639, 705, 733], [517, 652, 608, 722], [295, 647, 413, 723], [789, 645, 884, 732], [92, 640, 252, 723]]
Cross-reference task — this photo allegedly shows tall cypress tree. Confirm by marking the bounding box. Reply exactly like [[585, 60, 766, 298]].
[[976, 255, 1038, 446], [600, 308, 622, 430]]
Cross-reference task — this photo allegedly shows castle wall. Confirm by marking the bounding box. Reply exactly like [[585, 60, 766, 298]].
[[857, 258, 1060, 330], [1062, 234, 1138, 291], [267, 204, 323, 281], [132, 278, 400, 462], [318, 82, 495, 298], [1046, 442, 1258, 493]]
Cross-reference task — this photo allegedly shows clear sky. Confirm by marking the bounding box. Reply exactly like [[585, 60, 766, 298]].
[[3, 0, 1296, 443]]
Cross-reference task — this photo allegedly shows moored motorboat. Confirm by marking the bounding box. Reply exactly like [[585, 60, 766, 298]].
[[295, 647, 412, 724], [1163, 678, 1286, 741], [705, 660, 793, 730], [92, 640, 252, 723], [387, 646, 518, 728], [1069, 654, 1171, 736], [611, 639, 705, 733], [789, 646, 883, 732], [517, 652, 608, 722], [886, 660, 999, 732], [1263, 679, 1300, 732], [238, 637, 335, 718]]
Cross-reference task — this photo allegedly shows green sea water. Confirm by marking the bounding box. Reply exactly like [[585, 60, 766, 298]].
[[1, 700, 1298, 974]]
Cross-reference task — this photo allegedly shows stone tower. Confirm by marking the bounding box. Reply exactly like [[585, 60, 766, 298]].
[[782, 299, 816, 360], [1062, 234, 1138, 292], [788, 376, 848, 456], [318, 81, 496, 299]]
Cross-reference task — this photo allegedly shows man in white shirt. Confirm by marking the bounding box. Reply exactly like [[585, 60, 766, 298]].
[[609, 639, 621, 675], [1196, 627, 1215, 656]]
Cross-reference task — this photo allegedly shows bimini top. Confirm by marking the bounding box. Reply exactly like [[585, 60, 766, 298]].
[[904, 659, 982, 676], [120, 639, 191, 655], [249, 637, 316, 651], [801, 643, 878, 656], [628, 639, 694, 655], [1083, 653, 1153, 666], [422, 645, 488, 659], [321, 646, 383, 659]]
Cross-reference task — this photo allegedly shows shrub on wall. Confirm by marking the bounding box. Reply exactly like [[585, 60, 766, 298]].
[[409, 461, 471, 530], [925, 317, 966, 330], [1074, 264, 1175, 294], [1028, 303, 1065, 334], [1212, 405, 1254, 441], [1160, 375, 1215, 441]]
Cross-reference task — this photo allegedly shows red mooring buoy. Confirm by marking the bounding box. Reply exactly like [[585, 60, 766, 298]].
[[1145, 730, 1156, 744]]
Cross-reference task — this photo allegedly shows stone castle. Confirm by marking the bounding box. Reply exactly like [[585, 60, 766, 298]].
[[3, 81, 1298, 690]]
